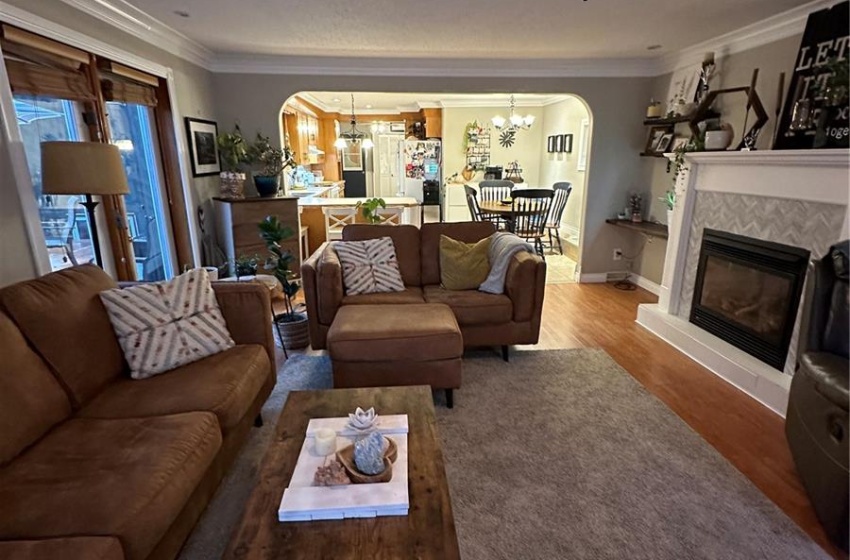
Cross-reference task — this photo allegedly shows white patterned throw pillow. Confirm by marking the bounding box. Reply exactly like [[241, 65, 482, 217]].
[[333, 237, 405, 295], [99, 268, 234, 379]]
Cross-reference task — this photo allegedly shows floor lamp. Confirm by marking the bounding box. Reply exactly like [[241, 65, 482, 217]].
[[40, 142, 130, 269]]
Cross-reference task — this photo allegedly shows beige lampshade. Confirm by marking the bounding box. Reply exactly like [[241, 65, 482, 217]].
[[41, 141, 130, 196]]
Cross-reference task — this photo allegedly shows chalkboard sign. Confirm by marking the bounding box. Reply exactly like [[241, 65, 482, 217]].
[[774, 1, 849, 150]]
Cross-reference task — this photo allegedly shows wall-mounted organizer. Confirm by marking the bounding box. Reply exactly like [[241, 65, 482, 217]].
[[465, 121, 491, 170]]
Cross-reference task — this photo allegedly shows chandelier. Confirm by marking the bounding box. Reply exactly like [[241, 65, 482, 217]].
[[334, 94, 373, 150], [491, 95, 535, 131]]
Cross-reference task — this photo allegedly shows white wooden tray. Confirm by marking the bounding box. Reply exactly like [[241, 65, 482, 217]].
[[278, 414, 409, 522]]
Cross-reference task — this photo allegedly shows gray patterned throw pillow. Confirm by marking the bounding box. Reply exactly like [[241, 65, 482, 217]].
[[99, 268, 234, 379], [333, 237, 405, 295]]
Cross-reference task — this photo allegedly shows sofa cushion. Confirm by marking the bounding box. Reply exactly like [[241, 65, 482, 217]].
[[333, 237, 405, 295], [342, 287, 425, 306], [342, 224, 421, 286], [423, 285, 513, 326], [99, 268, 235, 380], [439, 234, 492, 290], [328, 303, 462, 362], [78, 345, 270, 431], [0, 265, 125, 407], [0, 313, 72, 465], [0, 537, 124, 560], [421, 222, 496, 286], [0, 413, 221, 560]]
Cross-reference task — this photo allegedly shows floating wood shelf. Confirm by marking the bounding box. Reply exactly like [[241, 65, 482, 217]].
[[606, 219, 669, 239], [643, 110, 720, 127]]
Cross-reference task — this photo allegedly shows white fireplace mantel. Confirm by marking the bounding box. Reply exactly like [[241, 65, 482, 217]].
[[637, 149, 850, 416]]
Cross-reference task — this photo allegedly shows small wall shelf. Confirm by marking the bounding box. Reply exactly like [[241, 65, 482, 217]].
[[606, 219, 669, 240]]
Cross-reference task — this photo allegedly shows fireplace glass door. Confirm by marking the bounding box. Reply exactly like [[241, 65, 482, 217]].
[[690, 229, 809, 370]]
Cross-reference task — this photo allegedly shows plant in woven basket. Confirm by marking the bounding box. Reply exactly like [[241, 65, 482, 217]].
[[258, 216, 301, 322], [356, 197, 387, 224]]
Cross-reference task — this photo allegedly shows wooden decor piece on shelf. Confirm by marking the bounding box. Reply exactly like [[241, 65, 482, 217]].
[[688, 83, 768, 149]]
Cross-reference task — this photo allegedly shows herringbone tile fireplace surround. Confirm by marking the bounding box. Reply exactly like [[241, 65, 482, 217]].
[[638, 150, 849, 416]]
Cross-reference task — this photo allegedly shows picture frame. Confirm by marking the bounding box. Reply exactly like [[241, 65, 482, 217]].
[[560, 133, 574, 153], [554, 135, 563, 152], [341, 139, 364, 171], [547, 136, 556, 153], [644, 126, 671, 155], [670, 136, 689, 152], [184, 118, 220, 177], [654, 133, 674, 154]]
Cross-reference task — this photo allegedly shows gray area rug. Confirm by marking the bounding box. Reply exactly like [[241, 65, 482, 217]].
[[179, 349, 828, 560]]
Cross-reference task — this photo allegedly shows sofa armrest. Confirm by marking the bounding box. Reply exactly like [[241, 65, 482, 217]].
[[212, 282, 275, 369], [505, 251, 546, 323], [301, 243, 344, 349]]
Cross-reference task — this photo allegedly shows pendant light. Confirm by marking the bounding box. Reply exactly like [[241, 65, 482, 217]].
[[335, 94, 373, 149]]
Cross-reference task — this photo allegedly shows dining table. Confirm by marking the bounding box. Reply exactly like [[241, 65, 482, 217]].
[[478, 200, 515, 217]]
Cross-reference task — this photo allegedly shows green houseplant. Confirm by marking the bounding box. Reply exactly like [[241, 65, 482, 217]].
[[216, 125, 249, 198], [356, 197, 387, 224], [258, 215, 308, 349], [247, 133, 295, 197]]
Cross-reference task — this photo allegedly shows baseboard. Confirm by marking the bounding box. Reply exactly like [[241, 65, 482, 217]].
[[578, 272, 608, 283], [629, 274, 661, 295]]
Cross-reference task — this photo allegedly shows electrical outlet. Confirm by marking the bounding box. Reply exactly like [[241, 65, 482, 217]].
[[613, 248, 623, 261]]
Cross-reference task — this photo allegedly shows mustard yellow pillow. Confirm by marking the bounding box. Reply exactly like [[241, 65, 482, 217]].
[[439, 235, 492, 290]]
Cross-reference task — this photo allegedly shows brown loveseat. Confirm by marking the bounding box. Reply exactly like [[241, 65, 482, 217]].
[[301, 222, 547, 357], [0, 265, 276, 560]]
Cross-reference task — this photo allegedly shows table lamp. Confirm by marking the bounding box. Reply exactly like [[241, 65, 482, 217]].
[[40, 141, 130, 268]]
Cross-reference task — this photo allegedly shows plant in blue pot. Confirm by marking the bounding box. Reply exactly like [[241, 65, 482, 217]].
[[247, 133, 295, 197]]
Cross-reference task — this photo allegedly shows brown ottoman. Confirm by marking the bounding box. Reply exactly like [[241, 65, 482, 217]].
[[327, 303, 463, 407]]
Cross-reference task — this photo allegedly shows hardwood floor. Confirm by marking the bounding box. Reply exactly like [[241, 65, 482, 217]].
[[281, 283, 844, 559]]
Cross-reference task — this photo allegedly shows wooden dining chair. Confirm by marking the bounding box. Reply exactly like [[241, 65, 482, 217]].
[[464, 185, 483, 222], [479, 180, 513, 230], [546, 182, 573, 254], [511, 189, 554, 258]]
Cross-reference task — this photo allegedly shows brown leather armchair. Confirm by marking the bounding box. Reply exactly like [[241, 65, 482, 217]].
[[301, 222, 547, 358], [785, 241, 849, 551]]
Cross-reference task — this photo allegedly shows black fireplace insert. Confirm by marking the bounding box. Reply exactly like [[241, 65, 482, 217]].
[[690, 229, 810, 370]]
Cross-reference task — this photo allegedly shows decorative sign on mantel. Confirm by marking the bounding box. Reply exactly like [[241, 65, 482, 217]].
[[774, 0, 849, 150]]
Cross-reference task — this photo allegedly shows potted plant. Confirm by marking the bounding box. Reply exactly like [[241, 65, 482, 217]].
[[233, 253, 260, 279], [667, 135, 704, 186], [659, 190, 676, 226], [258, 215, 308, 349], [356, 197, 387, 224], [216, 125, 248, 198], [247, 133, 295, 197]]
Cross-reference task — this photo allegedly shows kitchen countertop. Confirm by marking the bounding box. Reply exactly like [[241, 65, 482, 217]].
[[298, 196, 420, 207]]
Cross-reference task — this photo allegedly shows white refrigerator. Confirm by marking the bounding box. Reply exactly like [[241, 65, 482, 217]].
[[397, 140, 441, 201]]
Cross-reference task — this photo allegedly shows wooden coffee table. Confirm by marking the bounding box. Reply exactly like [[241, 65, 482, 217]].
[[223, 385, 460, 560]]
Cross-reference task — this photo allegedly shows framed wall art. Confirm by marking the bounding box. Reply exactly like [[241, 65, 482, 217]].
[[184, 118, 220, 177]]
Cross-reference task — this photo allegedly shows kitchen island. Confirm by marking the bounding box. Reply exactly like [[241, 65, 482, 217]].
[[298, 195, 420, 251]]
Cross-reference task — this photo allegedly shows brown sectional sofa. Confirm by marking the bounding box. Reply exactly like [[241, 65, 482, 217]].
[[301, 222, 547, 355], [0, 265, 276, 560]]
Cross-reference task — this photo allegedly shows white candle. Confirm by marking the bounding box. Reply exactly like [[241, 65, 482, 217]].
[[314, 428, 337, 456]]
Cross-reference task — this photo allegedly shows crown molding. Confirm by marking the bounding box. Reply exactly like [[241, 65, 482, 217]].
[[0, 0, 171, 76], [209, 53, 661, 77], [658, 0, 832, 74], [57, 0, 214, 69], [7, 0, 830, 78]]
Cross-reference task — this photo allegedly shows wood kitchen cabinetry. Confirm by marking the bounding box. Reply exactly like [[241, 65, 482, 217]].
[[214, 197, 302, 276]]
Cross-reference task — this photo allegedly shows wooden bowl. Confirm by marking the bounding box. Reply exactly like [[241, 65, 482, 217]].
[[336, 445, 393, 484]]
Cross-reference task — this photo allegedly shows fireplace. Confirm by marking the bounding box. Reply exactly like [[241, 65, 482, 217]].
[[690, 229, 810, 370]]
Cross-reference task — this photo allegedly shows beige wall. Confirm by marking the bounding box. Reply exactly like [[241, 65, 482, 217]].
[[538, 97, 591, 238], [0, 0, 218, 285], [633, 34, 803, 285], [442, 106, 545, 186], [213, 74, 653, 276]]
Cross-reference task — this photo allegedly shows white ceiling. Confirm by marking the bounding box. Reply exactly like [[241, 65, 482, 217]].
[[299, 92, 570, 113], [125, 0, 810, 59]]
